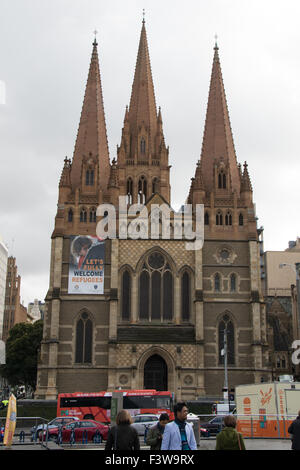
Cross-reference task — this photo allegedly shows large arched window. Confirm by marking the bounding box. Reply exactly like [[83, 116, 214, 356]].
[[181, 271, 190, 321], [121, 270, 131, 321], [139, 271, 150, 319], [75, 312, 93, 364], [139, 251, 173, 322], [218, 314, 235, 365]]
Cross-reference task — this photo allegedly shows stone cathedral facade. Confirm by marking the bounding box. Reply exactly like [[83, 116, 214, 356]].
[[35, 21, 271, 400]]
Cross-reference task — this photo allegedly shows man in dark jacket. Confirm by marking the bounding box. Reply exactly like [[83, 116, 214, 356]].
[[146, 413, 169, 450], [288, 411, 300, 450]]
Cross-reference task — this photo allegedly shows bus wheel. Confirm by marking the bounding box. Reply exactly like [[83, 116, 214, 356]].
[[83, 414, 94, 420]]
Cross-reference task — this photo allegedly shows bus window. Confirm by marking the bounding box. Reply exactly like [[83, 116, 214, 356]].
[[156, 397, 170, 409], [123, 396, 156, 409], [60, 396, 111, 409], [123, 395, 170, 410]]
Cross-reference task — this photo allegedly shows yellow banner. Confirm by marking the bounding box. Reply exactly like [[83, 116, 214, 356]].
[[4, 393, 17, 447]]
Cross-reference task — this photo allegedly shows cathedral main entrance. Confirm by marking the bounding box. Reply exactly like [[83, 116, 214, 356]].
[[144, 354, 168, 391]]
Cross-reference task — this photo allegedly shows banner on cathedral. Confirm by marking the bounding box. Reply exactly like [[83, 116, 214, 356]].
[[68, 236, 105, 294]]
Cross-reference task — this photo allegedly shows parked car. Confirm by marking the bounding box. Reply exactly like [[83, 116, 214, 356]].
[[131, 414, 159, 436], [41, 419, 109, 443], [200, 416, 224, 436], [31, 416, 80, 439]]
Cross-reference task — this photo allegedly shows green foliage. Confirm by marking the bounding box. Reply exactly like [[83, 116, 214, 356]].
[[0, 320, 43, 390]]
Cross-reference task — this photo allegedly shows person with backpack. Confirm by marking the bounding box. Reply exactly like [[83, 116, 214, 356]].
[[216, 415, 246, 450]]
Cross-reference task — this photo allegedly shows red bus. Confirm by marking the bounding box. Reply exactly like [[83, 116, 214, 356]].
[[57, 390, 174, 424]]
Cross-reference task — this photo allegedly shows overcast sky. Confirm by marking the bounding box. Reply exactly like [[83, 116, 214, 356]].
[[0, 0, 299, 306]]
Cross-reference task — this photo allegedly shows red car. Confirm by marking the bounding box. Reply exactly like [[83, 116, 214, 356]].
[[41, 419, 109, 443]]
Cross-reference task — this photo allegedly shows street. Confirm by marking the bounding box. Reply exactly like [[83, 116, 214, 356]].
[[1, 435, 293, 451]]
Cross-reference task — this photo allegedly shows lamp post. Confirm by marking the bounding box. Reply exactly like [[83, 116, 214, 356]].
[[221, 326, 229, 404]]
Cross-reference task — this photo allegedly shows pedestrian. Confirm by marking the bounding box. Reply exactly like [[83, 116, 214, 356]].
[[161, 402, 197, 450], [146, 413, 169, 450], [288, 410, 300, 451], [215, 415, 245, 450], [105, 410, 140, 451]]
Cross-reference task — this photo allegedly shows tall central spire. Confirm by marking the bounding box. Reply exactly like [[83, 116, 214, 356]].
[[116, 20, 170, 204], [127, 19, 158, 156], [199, 43, 240, 195], [71, 38, 110, 190]]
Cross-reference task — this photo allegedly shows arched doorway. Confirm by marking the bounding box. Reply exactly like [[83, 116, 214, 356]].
[[144, 354, 168, 391]]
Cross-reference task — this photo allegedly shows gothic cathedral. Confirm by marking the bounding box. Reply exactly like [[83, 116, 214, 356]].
[[35, 21, 271, 400]]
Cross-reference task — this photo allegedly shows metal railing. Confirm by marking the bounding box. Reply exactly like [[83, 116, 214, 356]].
[[0, 416, 105, 449], [0, 416, 49, 448], [40, 424, 104, 448], [196, 413, 298, 439]]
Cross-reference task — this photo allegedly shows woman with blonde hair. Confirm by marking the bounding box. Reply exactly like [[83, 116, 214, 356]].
[[105, 410, 140, 450], [216, 415, 246, 450]]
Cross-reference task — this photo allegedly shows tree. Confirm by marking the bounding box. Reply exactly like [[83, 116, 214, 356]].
[[0, 320, 43, 390]]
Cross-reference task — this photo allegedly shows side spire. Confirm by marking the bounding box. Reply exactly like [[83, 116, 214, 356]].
[[241, 161, 253, 192], [199, 42, 240, 195], [71, 37, 110, 190]]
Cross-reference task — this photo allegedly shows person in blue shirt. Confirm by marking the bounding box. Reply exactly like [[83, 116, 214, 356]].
[[161, 402, 197, 451]]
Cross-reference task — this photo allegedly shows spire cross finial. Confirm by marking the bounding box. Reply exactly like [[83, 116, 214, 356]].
[[142, 8, 145, 23], [93, 29, 98, 45], [214, 33, 218, 49]]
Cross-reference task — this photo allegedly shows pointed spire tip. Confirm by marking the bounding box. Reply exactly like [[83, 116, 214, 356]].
[[214, 33, 219, 50], [93, 29, 98, 47]]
